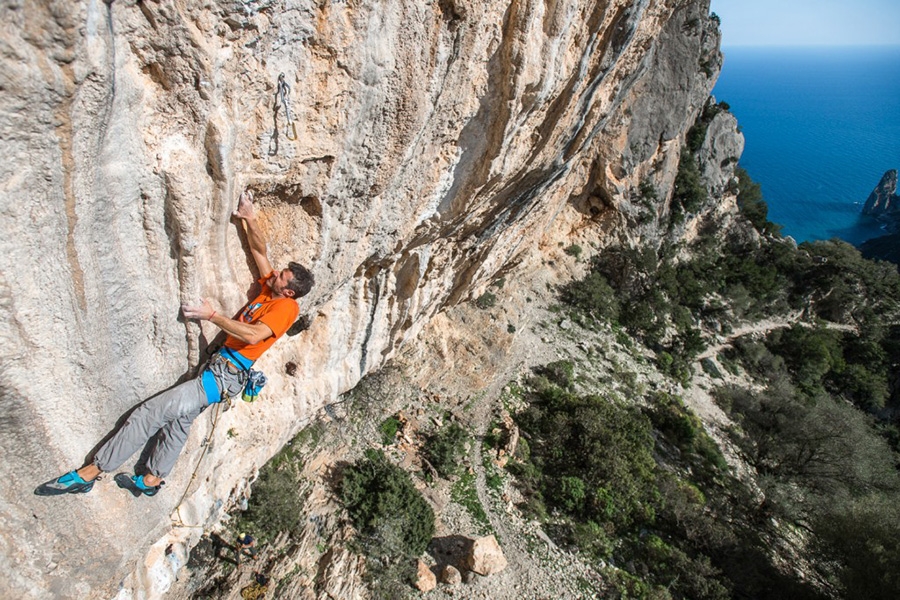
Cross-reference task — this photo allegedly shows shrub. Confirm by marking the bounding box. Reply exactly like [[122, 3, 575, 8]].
[[485, 465, 503, 492], [568, 520, 615, 559], [646, 392, 728, 477], [734, 167, 776, 233], [816, 495, 900, 600], [514, 381, 660, 533], [673, 149, 707, 214], [341, 449, 435, 559], [379, 415, 401, 445], [537, 360, 575, 389], [767, 325, 843, 397], [686, 98, 728, 153], [639, 179, 658, 204], [506, 458, 546, 519], [474, 292, 497, 309], [554, 476, 587, 513], [795, 239, 900, 326], [629, 535, 731, 600], [560, 271, 621, 322], [564, 244, 583, 259], [425, 421, 469, 478], [235, 447, 305, 542]]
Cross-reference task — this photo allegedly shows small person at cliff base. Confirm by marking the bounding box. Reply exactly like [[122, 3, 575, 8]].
[[235, 533, 258, 565], [35, 190, 314, 498]]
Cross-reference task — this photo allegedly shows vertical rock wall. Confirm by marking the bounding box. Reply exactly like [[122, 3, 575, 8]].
[[0, 0, 727, 596]]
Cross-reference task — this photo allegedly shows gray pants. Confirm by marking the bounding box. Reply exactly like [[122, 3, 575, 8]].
[[93, 359, 246, 478]]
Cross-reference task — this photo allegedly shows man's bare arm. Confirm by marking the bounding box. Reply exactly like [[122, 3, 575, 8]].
[[233, 189, 273, 277], [182, 299, 274, 345]]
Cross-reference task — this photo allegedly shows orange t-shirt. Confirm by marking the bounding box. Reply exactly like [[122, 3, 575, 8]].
[[224, 272, 299, 361]]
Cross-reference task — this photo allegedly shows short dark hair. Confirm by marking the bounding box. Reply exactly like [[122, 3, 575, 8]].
[[286, 262, 314, 298]]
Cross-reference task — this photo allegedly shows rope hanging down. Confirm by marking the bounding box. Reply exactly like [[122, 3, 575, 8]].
[[171, 401, 223, 529], [276, 73, 297, 141]]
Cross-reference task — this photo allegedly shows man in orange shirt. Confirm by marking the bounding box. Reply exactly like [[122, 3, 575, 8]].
[[36, 190, 313, 497]]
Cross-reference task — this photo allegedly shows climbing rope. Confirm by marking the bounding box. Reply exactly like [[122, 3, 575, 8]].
[[172, 400, 223, 529], [275, 73, 297, 141]]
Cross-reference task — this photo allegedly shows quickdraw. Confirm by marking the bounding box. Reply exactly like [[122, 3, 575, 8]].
[[276, 73, 297, 141]]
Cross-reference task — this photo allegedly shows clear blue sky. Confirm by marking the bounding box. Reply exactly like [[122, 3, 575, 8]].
[[710, 0, 900, 47]]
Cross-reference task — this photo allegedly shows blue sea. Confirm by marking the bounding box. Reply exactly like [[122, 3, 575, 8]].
[[712, 46, 900, 245]]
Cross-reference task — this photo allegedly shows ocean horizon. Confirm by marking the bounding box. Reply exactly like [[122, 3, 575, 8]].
[[712, 45, 900, 246]]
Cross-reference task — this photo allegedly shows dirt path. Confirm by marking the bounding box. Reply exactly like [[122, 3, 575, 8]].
[[697, 311, 803, 361], [697, 311, 856, 361]]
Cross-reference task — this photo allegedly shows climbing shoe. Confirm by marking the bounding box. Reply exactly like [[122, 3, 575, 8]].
[[115, 473, 163, 498], [34, 470, 95, 496]]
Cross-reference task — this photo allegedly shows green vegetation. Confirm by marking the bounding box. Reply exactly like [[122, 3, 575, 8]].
[[544, 162, 900, 597], [816, 496, 900, 600], [509, 372, 743, 599], [234, 456, 305, 542], [475, 291, 497, 309], [341, 448, 435, 557], [673, 99, 732, 219], [536, 359, 575, 388], [379, 414, 401, 445], [424, 420, 469, 478], [561, 205, 900, 394], [639, 178, 658, 204], [714, 328, 900, 598], [233, 424, 323, 542], [672, 148, 707, 217], [686, 98, 730, 153], [225, 154, 900, 599], [451, 470, 493, 535], [559, 245, 710, 381], [564, 244, 583, 259], [734, 166, 780, 234], [645, 391, 728, 477], [341, 449, 435, 597]]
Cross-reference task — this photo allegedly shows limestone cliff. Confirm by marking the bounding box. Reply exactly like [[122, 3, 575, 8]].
[[0, 0, 735, 597]]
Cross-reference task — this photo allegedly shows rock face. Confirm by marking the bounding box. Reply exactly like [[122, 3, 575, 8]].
[[862, 169, 899, 217], [0, 1, 737, 598], [699, 101, 744, 196]]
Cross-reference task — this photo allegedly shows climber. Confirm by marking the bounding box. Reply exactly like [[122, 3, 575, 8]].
[[35, 189, 314, 498], [235, 532, 258, 565]]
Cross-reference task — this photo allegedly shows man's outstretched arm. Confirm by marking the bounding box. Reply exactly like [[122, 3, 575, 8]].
[[233, 189, 273, 278], [182, 299, 274, 345]]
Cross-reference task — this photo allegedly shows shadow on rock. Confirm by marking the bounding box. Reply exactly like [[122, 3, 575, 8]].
[[427, 535, 473, 573]]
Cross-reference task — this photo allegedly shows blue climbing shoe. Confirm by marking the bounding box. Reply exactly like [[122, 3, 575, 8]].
[[115, 473, 163, 497], [34, 470, 95, 496]]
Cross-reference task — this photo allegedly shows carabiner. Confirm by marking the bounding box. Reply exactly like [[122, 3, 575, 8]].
[[276, 73, 297, 142]]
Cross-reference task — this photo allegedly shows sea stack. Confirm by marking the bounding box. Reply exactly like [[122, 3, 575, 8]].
[[859, 169, 900, 264], [862, 169, 899, 216]]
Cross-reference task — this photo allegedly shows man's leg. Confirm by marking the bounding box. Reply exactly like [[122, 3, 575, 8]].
[[93, 378, 206, 477], [144, 380, 207, 481], [140, 361, 242, 485], [35, 377, 206, 496]]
